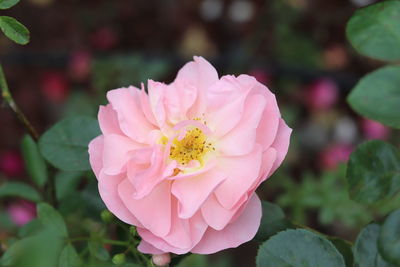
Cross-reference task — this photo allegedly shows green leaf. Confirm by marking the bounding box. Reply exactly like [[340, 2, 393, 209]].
[[353, 224, 395, 267], [21, 135, 48, 187], [0, 16, 29, 45], [329, 238, 354, 267], [55, 171, 82, 200], [346, 1, 400, 61], [39, 116, 100, 171], [88, 241, 110, 261], [59, 244, 81, 267], [37, 203, 68, 237], [347, 65, 400, 129], [256, 229, 346, 267], [0, 182, 41, 202], [0, 237, 32, 266], [0, 0, 19, 9], [18, 219, 43, 238], [175, 254, 208, 267], [346, 140, 400, 204], [378, 209, 400, 265], [254, 201, 294, 242], [1, 228, 64, 267]]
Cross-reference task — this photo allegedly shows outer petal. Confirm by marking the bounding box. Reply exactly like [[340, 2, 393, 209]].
[[214, 145, 262, 209], [107, 87, 155, 143], [217, 94, 266, 156], [98, 177, 140, 226], [118, 180, 172, 237], [138, 239, 165, 255], [201, 193, 242, 230], [270, 119, 292, 174], [258, 147, 278, 184], [88, 135, 104, 177], [205, 75, 252, 137], [137, 207, 208, 254], [102, 134, 142, 175], [98, 105, 123, 135], [175, 56, 219, 117], [137, 228, 189, 255], [191, 193, 262, 254], [176, 56, 218, 91], [256, 96, 280, 151], [171, 169, 227, 219], [248, 76, 281, 151]]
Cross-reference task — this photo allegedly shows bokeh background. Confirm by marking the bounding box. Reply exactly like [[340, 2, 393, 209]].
[[1, 0, 399, 266]]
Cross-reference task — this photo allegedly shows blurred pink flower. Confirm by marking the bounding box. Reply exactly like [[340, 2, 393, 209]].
[[320, 144, 353, 170], [69, 49, 92, 82], [361, 118, 390, 140], [88, 56, 291, 254], [91, 26, 118, 51], [7, 200, 36, 226], [40, 71, 69, 103], [248, 69, 271, 85], [305, 78, 338, 111], [0, 151, 24, 177]]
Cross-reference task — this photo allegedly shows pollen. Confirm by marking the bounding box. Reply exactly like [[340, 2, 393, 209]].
[[169, 127, 214, 165]]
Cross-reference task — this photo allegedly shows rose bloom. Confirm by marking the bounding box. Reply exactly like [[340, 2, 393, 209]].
[[89, 57, 291, 254]]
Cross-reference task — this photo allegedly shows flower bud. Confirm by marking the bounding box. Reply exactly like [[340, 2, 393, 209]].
[[112, 253, 126, 265], [100, 209, 114, 223], [152, 253, 171, 267]]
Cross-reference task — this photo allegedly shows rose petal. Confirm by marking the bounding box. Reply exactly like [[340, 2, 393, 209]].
[[270, 119, 292, 174], [98, 104, 123, 135], [88, 135, 104, 177], [217, 94, 266, 156], [107, 87, 155, 143], [205, 75, 253, 137], [214, 145, 262, 209], [176, 56, 219, 117], [201, 193, 241, 230], [118, 180, 172, 237], [171, 169, 226, 219], [127, 146, 165, 199], [98, 181, 140, 226], [102, 134, 142, 175], [191, 193, 261, 254], [138, 239, 166, 255]]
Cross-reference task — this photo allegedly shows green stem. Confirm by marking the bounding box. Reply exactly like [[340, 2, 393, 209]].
[[0, 63, 39, 140]]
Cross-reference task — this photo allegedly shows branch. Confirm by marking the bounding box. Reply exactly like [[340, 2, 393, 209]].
[[0, 63, 39, 140]]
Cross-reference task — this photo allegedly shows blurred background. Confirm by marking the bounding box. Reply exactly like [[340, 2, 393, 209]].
[[1, 0, 399, 266]]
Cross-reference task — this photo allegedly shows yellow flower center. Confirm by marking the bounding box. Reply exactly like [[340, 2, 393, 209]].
[[169, 127, 214, 166]]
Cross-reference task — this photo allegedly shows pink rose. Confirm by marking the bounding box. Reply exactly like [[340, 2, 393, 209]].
[[304, 78, 338, 111], [0, 151, 24, 177], [88, 57, 291, 254], [361, 118, 390, 140], [7, 200, 36, 226], [320, 144, 353, 170]]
